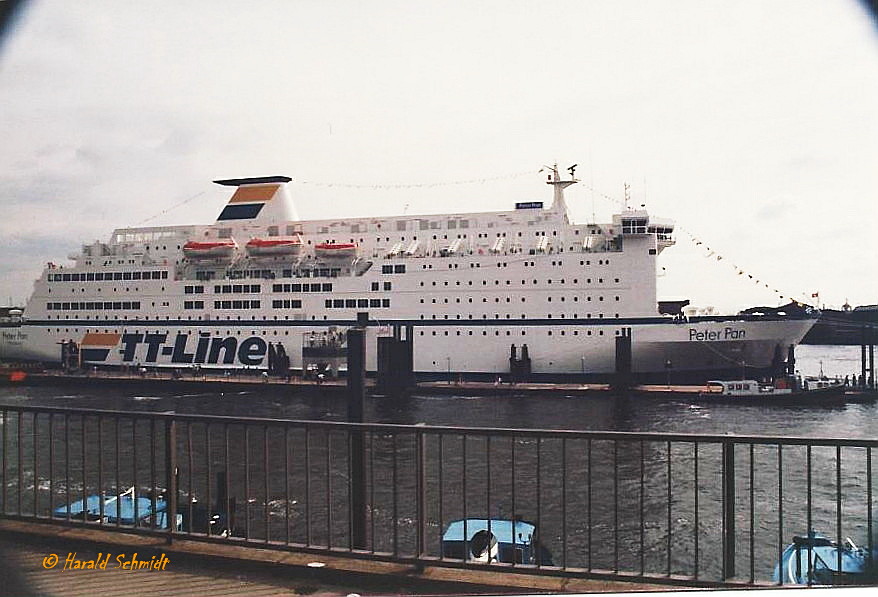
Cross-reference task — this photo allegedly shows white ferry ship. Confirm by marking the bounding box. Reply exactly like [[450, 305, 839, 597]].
[[0, 166, 816, 382]]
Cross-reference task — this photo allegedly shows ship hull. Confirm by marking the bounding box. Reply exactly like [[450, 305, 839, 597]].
[[1, 316, 814, 384]]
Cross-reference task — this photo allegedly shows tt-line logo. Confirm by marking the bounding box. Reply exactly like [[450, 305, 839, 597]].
[[115, 333, 270, 365]]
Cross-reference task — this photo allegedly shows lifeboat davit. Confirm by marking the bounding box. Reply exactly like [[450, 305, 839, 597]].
[[182, 239, 237, 260], [245, 236, 302, 257], [315, 242, 358, 260]]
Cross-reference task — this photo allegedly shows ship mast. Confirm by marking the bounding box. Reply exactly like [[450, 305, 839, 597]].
[[545, 163, 577, 221]]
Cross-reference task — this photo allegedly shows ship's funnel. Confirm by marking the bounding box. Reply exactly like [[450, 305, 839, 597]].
[[213, 176, 299, 223]]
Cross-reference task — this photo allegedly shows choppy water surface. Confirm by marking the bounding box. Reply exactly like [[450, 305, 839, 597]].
[[0, 345, 873, 436], [0, 345, 874, 583]]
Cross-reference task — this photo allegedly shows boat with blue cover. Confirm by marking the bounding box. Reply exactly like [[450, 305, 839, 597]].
[[773, 530, 878, 585], [53, 476, 234, 535], [52, 487, 181, 529], [441, 518, 552, 565]]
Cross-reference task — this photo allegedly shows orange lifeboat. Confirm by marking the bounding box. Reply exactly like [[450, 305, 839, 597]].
[[182, 239, 237, 260], [314, 242, 358, 260], [245, 236, 302, 257]]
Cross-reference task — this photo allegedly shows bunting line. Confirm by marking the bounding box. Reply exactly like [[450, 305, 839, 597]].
[[579, 183, 815, 307], [295, 169, 541, 190]]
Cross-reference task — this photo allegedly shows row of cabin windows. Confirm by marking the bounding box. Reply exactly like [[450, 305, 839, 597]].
[[272, 283, 333, 293], [49, 271, 168, 282], [47, 301, 141, 311], [415, 258, 617, 271], [381, 264, 407, 274], [281, 268, 341, 278], [53, 285, 163, 295], [202, 269, 342, 281], [418, 278, 619, 287], [272, 299, 303, 309], [214, 284, 261, 294], [325, 298, 391, 309], [191, 257, 617, 287], [49, 327, 301, 337], [420, 295, 619, 304], [366, 228, 601, 240], [227, 269, 274, 279], [419, 329, 607, 337], [371, 282, 392, 291], [183, 301, 204, 309], [309, 219, 609, 236], [368, 229, 610, 242], [419, 313, 617, 320], [184, 285, 205, 294], [214, 300, 260, 309]]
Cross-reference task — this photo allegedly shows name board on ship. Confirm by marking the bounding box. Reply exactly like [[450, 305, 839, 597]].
[[688, 328, 746, 341]]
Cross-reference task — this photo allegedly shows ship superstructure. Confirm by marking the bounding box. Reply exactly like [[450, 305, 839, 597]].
[[0, 166, 815, 382]]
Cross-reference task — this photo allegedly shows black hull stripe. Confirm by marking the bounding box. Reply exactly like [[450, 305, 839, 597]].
[[23, 314, 816, 328]]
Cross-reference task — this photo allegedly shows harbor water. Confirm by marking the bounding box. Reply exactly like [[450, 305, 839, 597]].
[[0, 345, 872, 435], [1, 344, 875, 583]]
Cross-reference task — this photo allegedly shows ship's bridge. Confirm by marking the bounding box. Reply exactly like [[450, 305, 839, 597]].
[[613, 210, 675, 250]]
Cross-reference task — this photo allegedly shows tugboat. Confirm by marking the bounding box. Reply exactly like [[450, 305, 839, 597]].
[[440, 518, 553, 565], [774, 530, 877, 585]]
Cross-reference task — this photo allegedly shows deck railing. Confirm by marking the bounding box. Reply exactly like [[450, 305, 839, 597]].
[[1, 404, 876, 587]]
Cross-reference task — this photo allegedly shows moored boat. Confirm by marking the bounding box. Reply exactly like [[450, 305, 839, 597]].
[[774, 530, 877, 585], [53, 480, 234, 535], [699, 377, 846, 402], [441, 518, 553, 565], [53, 487, 178, 528]]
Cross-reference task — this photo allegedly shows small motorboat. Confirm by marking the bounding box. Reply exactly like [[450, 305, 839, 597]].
[[698, 377, 846, 402], [52, 487, 179, 529], [774, 530, 877, 585], [441, 518, 552, 565], [53, 476, 235, 535], [182, 239, 237, 260]]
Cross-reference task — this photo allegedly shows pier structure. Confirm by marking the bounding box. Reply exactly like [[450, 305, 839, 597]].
[[861, 324, 876, 390], [1, 403, 877, 589]]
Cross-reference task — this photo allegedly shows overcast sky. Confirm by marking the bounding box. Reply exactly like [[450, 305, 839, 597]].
[[0, 1, 875, 312]]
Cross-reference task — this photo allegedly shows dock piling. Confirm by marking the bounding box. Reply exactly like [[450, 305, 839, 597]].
[[613, 328, 633, 390], [868, 324, 875, 389], [376, 324, 414, 396]]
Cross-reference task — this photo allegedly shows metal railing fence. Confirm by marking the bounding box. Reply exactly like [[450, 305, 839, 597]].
[[1, 404, 876, 587]]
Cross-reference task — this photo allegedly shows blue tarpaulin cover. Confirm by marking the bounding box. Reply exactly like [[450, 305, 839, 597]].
[[441, 519, 536, 544]]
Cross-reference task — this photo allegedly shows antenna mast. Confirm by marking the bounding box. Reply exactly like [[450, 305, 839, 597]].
[[544, 163, 578, 221]]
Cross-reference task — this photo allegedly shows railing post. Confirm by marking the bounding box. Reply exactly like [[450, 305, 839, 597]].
[[722, 439, 736, 580], [165, 418, 177, 543], [416, 428, 426, 561], [347, 326, 367, 550]]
